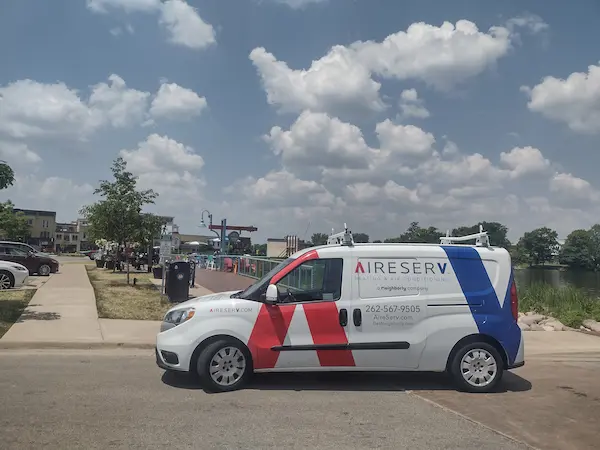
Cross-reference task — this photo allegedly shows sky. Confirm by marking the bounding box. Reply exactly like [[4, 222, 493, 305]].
[[1, 0, 600, 244]]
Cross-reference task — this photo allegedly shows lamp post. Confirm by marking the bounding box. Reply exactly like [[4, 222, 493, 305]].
[[199, 209, 222, 249]]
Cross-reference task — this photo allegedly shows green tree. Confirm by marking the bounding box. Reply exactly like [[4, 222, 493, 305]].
[[0, 161, 15, 190], [252, 243, 267, 256], [0, 201, 30, 240], [310, 233, 328, 246], [134, 213, 166, 272], [353, 232, 369, 243], [518, 227, 559, 266], [559, 229, 593, 270], [79, 157, 158, 283], [385, 222, 443, 243], [452, 222, 511, 248]]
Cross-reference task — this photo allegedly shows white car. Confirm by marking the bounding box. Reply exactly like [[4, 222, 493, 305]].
[[156, 225, 524, 393], [0, 261, 30, 290]]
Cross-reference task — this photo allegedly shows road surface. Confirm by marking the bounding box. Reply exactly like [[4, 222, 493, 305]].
[[0, 349, 529, 450]]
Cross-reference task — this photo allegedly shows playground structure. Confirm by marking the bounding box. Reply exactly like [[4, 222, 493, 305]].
[[199, 210, 258, 254]]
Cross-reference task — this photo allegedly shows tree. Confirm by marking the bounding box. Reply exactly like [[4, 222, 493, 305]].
[[385, 222, 443, 244], [0, 161, 15, 190], [353, 232, 369, 243], [310, 233, 328, 246], [79, 157, 158, 283], [252, 243, 267, 256], [559, 224, 600, 271], [518, 227, 559, 266], [452, 222, 511, 248], [559, 229, 593, 270], [0, 201, 30, 240], [134, 213, 166, 272]]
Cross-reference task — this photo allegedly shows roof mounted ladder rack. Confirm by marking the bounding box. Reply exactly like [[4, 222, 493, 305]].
[[440, 224, 490, 247], [328, 223, 354, 246]]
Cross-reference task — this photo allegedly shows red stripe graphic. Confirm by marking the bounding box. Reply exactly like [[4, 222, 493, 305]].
[[303, 303, 355, 367], [247, 304, 296, 369]]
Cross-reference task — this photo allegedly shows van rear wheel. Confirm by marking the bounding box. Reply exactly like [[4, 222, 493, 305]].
[[450, 342, 504, 393]]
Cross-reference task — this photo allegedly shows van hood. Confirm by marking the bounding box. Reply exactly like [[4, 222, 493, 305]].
[[167, 290, 261, 314]]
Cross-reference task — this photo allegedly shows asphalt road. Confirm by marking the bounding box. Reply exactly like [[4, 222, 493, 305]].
[[0, 349, 529, 450]]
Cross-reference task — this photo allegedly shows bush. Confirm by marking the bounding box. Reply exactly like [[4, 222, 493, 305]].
[[518, 283, 600, 328]]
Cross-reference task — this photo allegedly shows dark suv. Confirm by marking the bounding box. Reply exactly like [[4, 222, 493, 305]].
[[0, 245, 59, 276]]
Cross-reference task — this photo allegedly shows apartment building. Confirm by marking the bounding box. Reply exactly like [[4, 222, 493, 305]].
[[55, 219, 93, 252], [13, 208, 56, 250]]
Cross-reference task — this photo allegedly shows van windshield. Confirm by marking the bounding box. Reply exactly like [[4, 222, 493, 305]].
[[233, 257, 294, 301]]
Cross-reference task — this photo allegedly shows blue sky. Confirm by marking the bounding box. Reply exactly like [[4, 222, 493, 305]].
[[1, 0, 599, 243]]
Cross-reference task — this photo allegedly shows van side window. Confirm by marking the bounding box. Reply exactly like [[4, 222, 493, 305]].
[[276, 258, 343, 303]]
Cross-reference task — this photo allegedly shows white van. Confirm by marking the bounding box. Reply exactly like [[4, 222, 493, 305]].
[[156, 226, 524, 393]]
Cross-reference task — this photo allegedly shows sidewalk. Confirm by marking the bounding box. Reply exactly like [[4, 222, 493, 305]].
[[0, 265, 163, 349]]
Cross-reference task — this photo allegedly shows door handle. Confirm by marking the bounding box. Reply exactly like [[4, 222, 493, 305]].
[[339, 308, 348, 327], [353, 308, 362, 327]]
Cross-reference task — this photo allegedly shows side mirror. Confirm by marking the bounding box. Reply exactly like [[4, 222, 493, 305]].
[[265, 284, 278, 304]]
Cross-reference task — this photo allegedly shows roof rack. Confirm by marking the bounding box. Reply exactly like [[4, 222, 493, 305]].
[[328, 223, 354, 246], [439, 224, 490, 247]]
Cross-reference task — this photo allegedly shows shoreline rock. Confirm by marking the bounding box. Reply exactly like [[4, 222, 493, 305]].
[[517, 312, 568, 331]]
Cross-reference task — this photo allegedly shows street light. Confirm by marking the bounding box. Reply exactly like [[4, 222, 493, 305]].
[[199, 209, 221, 241]]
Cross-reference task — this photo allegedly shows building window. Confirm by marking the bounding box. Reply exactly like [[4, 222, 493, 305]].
[[42, 220, 49, 228], [27, 219, 33, 225], [56, 234, 62, 240], [40, 231, 50, 239], [83, 233, 87, 240], [64, 235, 70, 241], [72, 235, 78, 241]]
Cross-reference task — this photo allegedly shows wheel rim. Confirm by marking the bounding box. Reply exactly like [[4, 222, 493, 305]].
[[209, 346, 246, 387], [460, 348, 498, 388], [39, 265, 50, 276], [0, 274, 11, 290]]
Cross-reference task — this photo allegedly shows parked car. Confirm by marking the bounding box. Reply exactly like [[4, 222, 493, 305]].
[[0, 241, 52, 257], [0, 261, 29, 289], [0, 244, 59, 276]]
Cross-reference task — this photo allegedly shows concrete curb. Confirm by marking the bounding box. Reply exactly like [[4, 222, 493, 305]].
[[0, 341, 155, 350]]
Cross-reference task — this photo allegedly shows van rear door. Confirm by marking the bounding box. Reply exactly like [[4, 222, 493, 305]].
[[348, 253, 431, 369]]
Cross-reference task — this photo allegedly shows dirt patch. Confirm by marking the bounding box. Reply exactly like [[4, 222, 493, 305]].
[[86, 266, 171, 321], [0, 289, 36, 338]]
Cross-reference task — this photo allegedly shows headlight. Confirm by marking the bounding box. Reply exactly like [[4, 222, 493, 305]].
[[163, 307, 196, 326]]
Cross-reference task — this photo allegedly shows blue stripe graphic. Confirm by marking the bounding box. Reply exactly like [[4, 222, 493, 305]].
[[440, 246, 521, 364]]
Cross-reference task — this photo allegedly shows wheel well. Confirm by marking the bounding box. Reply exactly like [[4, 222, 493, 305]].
[[446, 334, 508, 371], [0, 270, 15, 286], [190, 334, 254, 371]]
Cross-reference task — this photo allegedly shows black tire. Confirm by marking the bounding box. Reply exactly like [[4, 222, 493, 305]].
[[0, 270, 15, 290], [450, 341, 504, 393], [196, 339, 253, 393], [38, 264, 51, 276]]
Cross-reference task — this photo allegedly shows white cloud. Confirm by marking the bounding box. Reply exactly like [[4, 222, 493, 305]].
[[266, 0, 328, 8], [86, 0, 160, 13], [226, 107, 600, 242], [398, 89, 430, 119], [499, 146, 550, 178], [158, 0, 216, 50], [250, 17, 543, 114], [523, 62, 600, 133], [550, 172, 600, 203], [88, 74, 151, 128], [119, 134, 206, 212], [0, 141, 42, 165], [149, 82, 208, 119], [0, 75, 208, 141], [87, 0, 216, 50], [249, 46, 384, 114]]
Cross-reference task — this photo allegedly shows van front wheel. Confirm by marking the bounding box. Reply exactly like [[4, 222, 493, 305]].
[[450, 342, 504, 393], [196, 339, 252, 393]]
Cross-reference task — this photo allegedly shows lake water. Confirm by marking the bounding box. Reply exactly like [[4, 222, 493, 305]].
[[514, 268, 600, 298]]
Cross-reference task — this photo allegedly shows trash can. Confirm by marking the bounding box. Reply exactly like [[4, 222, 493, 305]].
[[165, 261, 190, 303]]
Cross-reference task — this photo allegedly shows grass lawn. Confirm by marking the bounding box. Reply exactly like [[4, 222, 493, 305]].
[[0, 289, 36, 338], [85, 265, 171, 321], [519, 283, 600, 328]]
